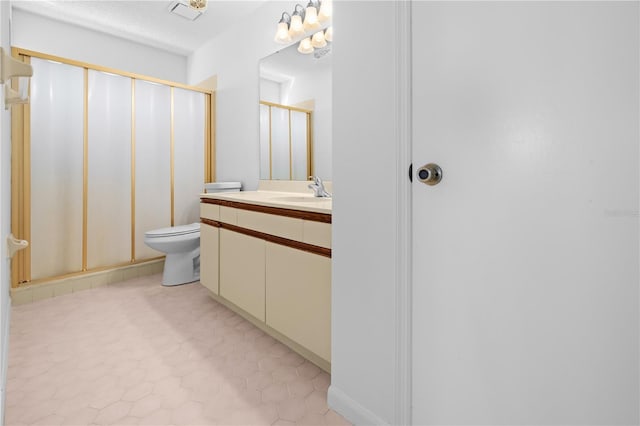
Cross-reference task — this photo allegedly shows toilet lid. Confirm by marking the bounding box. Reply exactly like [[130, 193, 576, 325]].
[[145, 223, 200, 238]]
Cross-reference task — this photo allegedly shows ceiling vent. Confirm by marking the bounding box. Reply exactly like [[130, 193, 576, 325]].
[[169, 2, 203, 21]]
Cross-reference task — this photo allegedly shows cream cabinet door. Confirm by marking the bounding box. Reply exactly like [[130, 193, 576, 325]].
[[265, 243, 331, 362], [200, 223, 219, 295], [220, 229, 266, 321]]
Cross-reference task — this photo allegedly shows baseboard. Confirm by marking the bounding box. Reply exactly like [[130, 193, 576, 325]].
[[10, 258, 165, 306], [1, 290, 10, 426], [327, 385, 390, 426]]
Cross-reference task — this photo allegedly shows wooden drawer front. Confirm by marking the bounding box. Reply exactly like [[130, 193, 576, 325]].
[[200, 223, 219, 295], [219, 229, 265, 321], [266, 242, 331, 362], [220, 206, 238, 225], [237, 209, 304, 241], [200, 203, 220, 221], [302, 221, 331, 248]]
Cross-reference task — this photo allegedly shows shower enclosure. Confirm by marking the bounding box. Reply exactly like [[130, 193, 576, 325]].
[[11, 48, 213, 287]]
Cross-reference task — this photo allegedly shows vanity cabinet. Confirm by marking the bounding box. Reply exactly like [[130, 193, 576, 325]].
[[199, 223, 219, 295], [219, 229, 266, 321], [200, 203, 221, 295], [265, 242, 331, 362], [200, 194, 331, 369]]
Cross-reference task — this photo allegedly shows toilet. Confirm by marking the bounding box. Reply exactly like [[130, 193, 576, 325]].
[[144, 181, 242, 286], [144, 223, 201, 286]]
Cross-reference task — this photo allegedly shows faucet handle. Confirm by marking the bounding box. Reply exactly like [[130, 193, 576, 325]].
[[308, 176, 330, 198]]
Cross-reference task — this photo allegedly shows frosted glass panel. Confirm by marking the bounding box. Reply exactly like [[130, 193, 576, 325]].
[[87, 70, 132, 268], [291, 111, 309, 180], [135, 80, 171, 260], [271, 107, 290, 180], [259, 104, 271, 179], [174, 88, 205, 226], [30, 58, 84, 280]]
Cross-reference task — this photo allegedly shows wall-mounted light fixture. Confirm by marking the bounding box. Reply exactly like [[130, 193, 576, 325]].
[[0, 47, 33, 110], [303, 0, 321, 31], [274, 0, 332, 55], [317, 0, 331, 23], [274, 12, 293, 44], [289, 4, 306, 38]]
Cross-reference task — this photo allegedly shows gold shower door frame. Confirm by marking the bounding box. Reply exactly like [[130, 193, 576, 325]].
[[10, 48, 215, 288]]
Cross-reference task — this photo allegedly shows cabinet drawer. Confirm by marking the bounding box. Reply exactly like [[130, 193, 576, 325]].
[[200, 203, 220, 221], [302, 220, 331, 248], [220, 206, 238, 225], [237, 209, 303, 241]]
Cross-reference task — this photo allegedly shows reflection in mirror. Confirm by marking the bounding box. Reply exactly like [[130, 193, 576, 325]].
[[259, 41, 331, 180], [259, 102, 311, 180]]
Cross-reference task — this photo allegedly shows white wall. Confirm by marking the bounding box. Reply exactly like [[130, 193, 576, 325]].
[[189, 1, 286, 189], [191, 1, 395, 422], [189, 1, 333, 189], [12, 9, 187, 83], [329, 2, 398, 425], [0, 2, 12, 423]]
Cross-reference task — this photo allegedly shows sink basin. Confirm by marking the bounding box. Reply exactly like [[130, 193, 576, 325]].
[[272, 196, 331, 203]]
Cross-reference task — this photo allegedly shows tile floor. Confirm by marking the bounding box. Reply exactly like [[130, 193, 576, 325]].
[[4, 274, 350, 426]]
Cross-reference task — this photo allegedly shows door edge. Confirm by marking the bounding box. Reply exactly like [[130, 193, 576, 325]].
[[393, 1, 413, 425]]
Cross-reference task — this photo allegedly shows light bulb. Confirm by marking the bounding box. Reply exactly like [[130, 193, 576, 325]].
[[324, 26, 333, 42], [274, 21, 292, 44], [318, 0, 332, 22], [303, 3, 320, 30], [298, 37, 314, 54], [289, 14, 305, 38], [311, 31, 327, 48]]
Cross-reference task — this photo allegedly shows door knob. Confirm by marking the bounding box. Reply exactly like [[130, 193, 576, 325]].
[[417, 163, 443, 186]]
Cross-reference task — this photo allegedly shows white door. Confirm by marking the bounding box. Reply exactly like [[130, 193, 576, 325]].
[[412, 2, 639, 425], [0, 1, 12, 421], [0, 99, 10, 425]]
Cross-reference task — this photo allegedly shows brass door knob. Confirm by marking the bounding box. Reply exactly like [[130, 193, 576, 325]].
[[417, 163, 443, 186]]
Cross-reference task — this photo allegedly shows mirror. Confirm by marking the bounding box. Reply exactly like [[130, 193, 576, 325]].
[[259, 42, 332, 180]]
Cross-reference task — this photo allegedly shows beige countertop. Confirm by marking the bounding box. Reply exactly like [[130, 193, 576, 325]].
[[200, 190, 332, 215]]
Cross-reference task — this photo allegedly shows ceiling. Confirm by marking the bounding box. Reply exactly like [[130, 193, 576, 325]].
[[11, 0, 268, 56]]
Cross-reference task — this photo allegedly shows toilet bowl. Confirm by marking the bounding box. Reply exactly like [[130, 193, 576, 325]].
[[145, 182, 241, 286], [144, 223, 200, 286]]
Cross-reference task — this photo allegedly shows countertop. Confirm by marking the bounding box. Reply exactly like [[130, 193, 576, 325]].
[[200, 191, 332, 215]]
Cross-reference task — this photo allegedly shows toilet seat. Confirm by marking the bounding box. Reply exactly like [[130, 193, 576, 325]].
[[145, 223, 200, 238]]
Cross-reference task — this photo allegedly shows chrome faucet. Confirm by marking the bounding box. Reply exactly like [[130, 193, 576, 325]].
[[308, 176, 331, 198]]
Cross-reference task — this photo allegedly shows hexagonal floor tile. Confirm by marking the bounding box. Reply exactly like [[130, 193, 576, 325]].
[[4, 276, 351, 426]]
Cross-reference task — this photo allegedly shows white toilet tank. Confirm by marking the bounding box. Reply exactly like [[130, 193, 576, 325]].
[[204, 182, 242, 193]]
